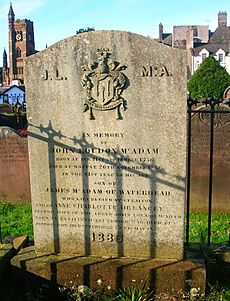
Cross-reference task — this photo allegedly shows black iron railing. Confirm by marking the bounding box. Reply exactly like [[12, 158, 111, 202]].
[[186, 97, 230, 245], [0, 100, 27, 130]]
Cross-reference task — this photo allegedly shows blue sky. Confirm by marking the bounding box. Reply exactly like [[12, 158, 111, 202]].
[[0, 0, 229, 55]]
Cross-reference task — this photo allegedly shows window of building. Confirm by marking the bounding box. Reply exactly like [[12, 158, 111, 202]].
[[3, 94, 9, 103], [202, 53, 207, 62], [16, 47, 21, 58], [218, 53, 224, 62], [9, 94, 17, 104], [192, 27, 198, 37], [17, 67, 24, 74]]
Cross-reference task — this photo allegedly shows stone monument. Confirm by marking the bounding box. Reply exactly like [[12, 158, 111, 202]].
[[0, 127, 30, 204], [25, 31, 187, 259], [191, 103, 230, 212]]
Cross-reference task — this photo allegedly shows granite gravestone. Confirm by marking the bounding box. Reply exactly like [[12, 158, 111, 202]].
[[0, 127, 31, 204], [25, 31, 187, 259]]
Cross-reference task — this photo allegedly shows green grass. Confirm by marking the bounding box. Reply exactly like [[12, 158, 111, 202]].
[[0, 203, 229, 246], [187, 212, 229, 244], [0, 203, 33, 239], [0, 203, 229, 300]]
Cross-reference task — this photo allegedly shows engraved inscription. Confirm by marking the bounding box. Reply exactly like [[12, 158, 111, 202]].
[[33, 132, 182, 238], [92, 232, 123, 242], [142, 65, 172, 77], [41, 69, 67, 81], [0, 139, 28, 163], [0, 131, 31, 203]]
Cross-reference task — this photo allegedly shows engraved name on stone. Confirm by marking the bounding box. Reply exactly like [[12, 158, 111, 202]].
[[141, 65, 172, 77], [41, 69, 67, 81]]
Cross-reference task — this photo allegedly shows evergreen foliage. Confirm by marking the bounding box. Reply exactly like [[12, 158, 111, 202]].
[[76, 27, 95, 34], [188, 56, 230, 100]]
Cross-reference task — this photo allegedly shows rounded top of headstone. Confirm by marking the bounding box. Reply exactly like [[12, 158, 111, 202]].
[[223, 86, 230, 100], [0, 126, 20, 137], [27, 30, 185, 60], [0, 127, 27, 138]]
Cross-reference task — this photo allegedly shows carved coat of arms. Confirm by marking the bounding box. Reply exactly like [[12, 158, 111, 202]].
[[81, 49, 128, 119]]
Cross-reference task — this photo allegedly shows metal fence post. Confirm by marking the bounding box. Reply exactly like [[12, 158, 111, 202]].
[[186, 97, 199, 245], [186, 97, 192, 245], [202, 98, 216, 245]]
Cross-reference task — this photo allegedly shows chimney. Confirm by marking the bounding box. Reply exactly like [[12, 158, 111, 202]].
[[218, 11, 227, 27], [159, 22, 163, 42]]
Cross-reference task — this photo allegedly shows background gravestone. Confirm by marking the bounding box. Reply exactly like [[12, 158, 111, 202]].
[[191, 105, 230, 212], [0, 127, 31, 204], [223, 86, 230, 100], [25, 31, 187, 259]]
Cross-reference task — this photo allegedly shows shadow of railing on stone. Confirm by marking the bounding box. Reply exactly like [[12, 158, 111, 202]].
[[27, 120, 186, 267]]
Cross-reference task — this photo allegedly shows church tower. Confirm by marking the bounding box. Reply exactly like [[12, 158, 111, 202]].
[[3, 48, 8, 69], [2, 48, 10, 86], [218, 11, 227, 27], [8, 3, 17, 83], [159, 22, 163, 42], [7, 3, 35, 84]]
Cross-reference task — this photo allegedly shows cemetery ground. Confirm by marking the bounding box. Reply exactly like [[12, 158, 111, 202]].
[[0, 203, 229, 244], [0, 202, 229, 300]]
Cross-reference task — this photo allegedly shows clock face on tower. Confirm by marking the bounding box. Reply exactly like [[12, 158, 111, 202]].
[[16, 33, 22, 41]]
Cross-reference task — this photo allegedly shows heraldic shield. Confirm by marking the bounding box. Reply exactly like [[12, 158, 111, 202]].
[[81, 49, 128, 119]]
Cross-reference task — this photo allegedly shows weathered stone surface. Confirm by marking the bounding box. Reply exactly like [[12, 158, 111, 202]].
[[191, 105, 230, 212], [215, 247, 230, 263], [25, 31, 187, 259], [11, 246, 206, 293], [0, 127, 31, 204], [13, 235, 29, 252]]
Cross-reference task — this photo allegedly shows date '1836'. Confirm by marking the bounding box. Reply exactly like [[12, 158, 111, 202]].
[[92, 232, 123, 243]]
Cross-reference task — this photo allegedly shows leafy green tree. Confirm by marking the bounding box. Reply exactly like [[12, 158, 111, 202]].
[[188, 56, 230, 100], [76, 27, 95, 34]]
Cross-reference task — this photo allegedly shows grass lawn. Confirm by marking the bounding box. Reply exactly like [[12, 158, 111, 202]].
[[0, 202, 229, 245], [0, 202, 229, 300], [0, 203, 33, 239], [188, 212, 229, 244]]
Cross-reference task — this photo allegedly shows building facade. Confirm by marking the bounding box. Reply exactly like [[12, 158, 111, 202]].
[[192, 45, 230, 74], [0, 85, 25, 105], [157, 11, 230, 76], [191, 11, 230, 74]]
